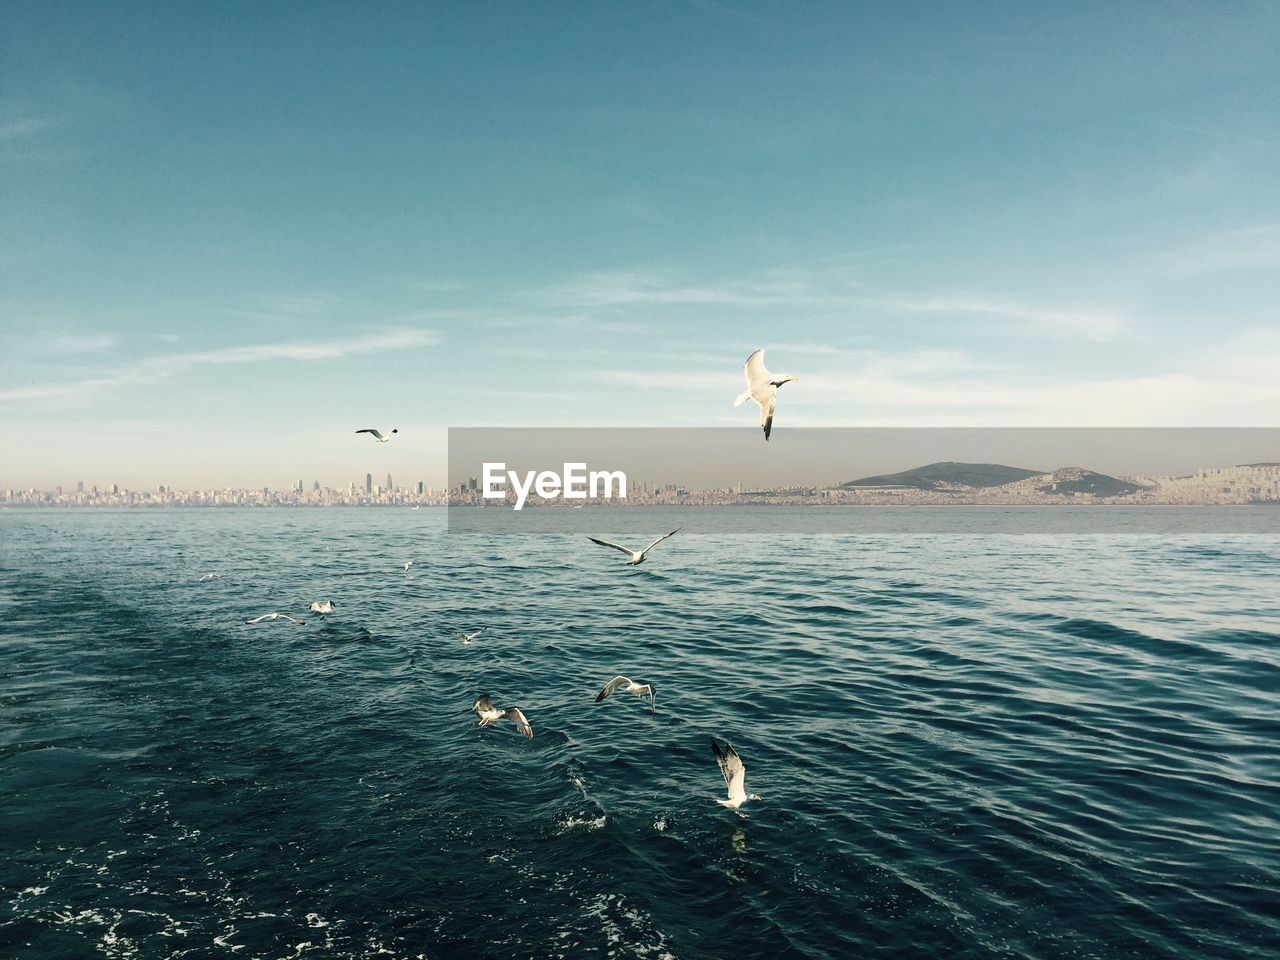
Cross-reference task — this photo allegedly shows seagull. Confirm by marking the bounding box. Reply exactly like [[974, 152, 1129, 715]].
[[734, 348, 799, 441], [594, 675, 656, 713], [587, 529, 680, 566], [198, 573, 221, 582], [456, 628, 485, 645], [244, 612, 307, 626], [356, 428, 398, 442], [472, 695, 533, 738], [711, 738, 761, 810], [403, 560, 415, 572], [308, 600, 336, 616]]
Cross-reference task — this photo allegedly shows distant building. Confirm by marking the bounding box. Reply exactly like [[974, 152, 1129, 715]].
[[365, 473, 372, 494]]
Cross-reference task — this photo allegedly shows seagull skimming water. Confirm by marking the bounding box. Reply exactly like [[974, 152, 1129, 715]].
[[587, 529, 680, 566], [244, 612, 307, 626], [308, 600, 336, 616], [594, 675, 656, 713], [472, 695, 533, 738], [734, 348, 799, 441], [711, 738, 761, 810], [456, 628, 485, 645]]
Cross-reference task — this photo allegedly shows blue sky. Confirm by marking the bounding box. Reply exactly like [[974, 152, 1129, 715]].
[[2, 1, 1278, 489]]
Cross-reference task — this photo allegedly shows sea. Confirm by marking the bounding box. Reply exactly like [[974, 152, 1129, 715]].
[[1, 507, 1277, 960]]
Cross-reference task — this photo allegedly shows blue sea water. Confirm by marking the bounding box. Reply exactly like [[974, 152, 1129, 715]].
[[1, 508, 1277, 959]]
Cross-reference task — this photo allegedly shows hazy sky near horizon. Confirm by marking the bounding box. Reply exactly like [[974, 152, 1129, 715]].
[[2, 1, 1278, 489]]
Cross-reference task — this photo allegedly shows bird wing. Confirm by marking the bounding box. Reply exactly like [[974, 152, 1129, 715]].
[[639, 528, 680, 556], [712, 738, 748, 803], [505, 707, 533, 738], [356, 428, 385, 439], [588, 536, 634, 556], [595, 675, 630, 702], [744, 349, 770, 389], [282, 615, 306, 625], [471, 627, 486, 637], [761, 394, 776, 441], [472, 695, 493, 715], [244, 614, 269, 624]]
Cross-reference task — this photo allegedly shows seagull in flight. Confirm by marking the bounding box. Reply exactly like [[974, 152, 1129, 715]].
[[472, 695, 533, 738], [455, 628, 485, 645], [244, 612, 307, 626], [734, 348, 799, 441], [587, 529, 680, 566], [356, 428, 398, 443], [594, 675, 656, 713], [198, 573, 221, 582], [711, 738, 761, 811], [308, 600, 336, 616]]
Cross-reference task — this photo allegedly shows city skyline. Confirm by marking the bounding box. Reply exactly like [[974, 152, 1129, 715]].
[[3, 3, 1279, 489]]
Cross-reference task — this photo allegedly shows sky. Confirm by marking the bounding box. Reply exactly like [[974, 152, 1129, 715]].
[[2, 1, 1278, 490]]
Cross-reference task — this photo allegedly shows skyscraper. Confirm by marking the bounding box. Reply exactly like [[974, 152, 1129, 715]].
[[386, 472, 393, 492], [365, 473, 372, 494]]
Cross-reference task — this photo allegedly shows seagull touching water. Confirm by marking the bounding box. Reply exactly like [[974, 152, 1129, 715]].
[[587, 529, 680, 566], [734, 348, 799, 441], [472, 695, 533, 738], [244, 612, 307, 626], [456, 628, 486, 645], [711, 738, 761, 810], [308, 600, 336, 616]]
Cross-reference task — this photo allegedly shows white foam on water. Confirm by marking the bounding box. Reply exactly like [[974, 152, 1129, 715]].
[[559, 813, 607, 832]]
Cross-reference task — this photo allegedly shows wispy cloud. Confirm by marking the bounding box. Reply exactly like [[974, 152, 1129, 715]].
[[0, 329, 438, 403], [52, 333, 116, 353], [536, 268, 863, 309], [871, 296, 1131, 341], [1162, 223, 1280, 277], [0, 117, 54, 142]]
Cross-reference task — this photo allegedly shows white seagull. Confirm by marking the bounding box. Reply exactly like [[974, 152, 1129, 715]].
[[595, 675, 656, 713], [308, 600, 336, 616], [711, 738, 761, 810], [356, 428, 398, 443], [456, 627, 486, 645], [472, 695, 533, 738], [403, 560, 415, 572], [198, 573, 221, 582], [244, 612, 307, 626], [587, 529, 680, 566], [734, 348, 799, 441]]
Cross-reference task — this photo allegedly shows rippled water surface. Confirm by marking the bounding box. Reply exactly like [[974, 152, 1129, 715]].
[[2, 509, 1278, 959]]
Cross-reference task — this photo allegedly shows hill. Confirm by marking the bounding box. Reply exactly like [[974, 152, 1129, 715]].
[[1037, 467, 1146, 497], [841, 461, 1042, 490]]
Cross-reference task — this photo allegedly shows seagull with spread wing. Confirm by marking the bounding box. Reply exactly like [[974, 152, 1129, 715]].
[[356, 428, 398, 443], [472, 695, 533, 738], [734, 348, 799, 441], [711, 738, 761, 810], [308, 600, 336, 616], [594, 675, 656, 713], [456, 627, 485, 645], [244, 612, 307, 626], [587, 529, 680, 566]]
